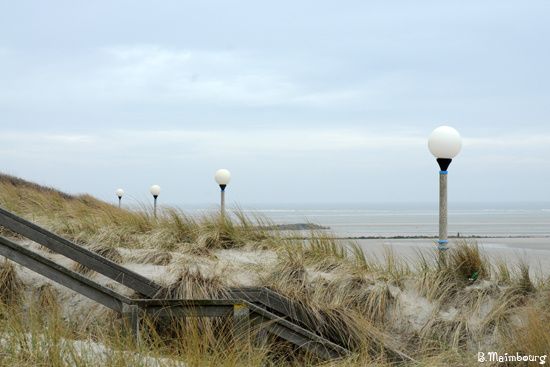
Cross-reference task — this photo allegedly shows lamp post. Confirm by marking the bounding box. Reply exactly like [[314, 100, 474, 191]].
[[428, 126, 462, 259], [214, 169, 231, 216], [150, 185, 161, 218], [115, 188, 124, 208]]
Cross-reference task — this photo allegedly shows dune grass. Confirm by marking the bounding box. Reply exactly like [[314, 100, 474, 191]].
[[0, 173, 276, 253], [0, 293, 274, 367], [0, 173, 549, 366]]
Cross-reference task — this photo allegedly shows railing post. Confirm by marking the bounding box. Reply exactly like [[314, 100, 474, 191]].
[[233, 302, 250, 344], [122, 304, 141, 344]]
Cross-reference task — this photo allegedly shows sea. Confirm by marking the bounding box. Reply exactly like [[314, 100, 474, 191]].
[[178, 202, 550, 271], [179, 202, 550, 238]]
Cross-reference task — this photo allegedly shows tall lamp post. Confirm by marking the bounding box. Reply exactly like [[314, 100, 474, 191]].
[[214, 169, 231, 216], [115, 188, 124, 208], [150, 185, 161, 218], [428, 126, 462, 258]]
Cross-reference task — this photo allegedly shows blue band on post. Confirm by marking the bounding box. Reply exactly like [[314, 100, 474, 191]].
[[437, 239, 449, 250], [438, 240, 448, 244], [438, 244, 449, 251], [439, 170, 448, 175]]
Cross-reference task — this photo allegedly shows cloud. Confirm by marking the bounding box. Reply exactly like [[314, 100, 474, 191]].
[[465, 135, 550, 148], [0, 128, 426, 164], [3, 128, 550, 157], [0, 45, 365, 108], [5, 127, 550, 166], [0, 132, 96, 145], [94, 45, 369, 107], [121, 128, 425, 151]]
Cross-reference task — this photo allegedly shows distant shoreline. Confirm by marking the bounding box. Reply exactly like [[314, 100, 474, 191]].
[[262, 223, 330, 230], [296, 235, 550, 240], [263, 223, 550, 240]]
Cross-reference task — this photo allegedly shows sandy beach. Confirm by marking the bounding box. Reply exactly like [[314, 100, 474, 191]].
[[355, 237, 550, 275]]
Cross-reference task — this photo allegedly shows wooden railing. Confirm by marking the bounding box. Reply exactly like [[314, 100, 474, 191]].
[[0, 207, 350, 360]]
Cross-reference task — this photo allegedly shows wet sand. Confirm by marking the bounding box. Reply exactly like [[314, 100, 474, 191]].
[[354, 237, 550, 275]]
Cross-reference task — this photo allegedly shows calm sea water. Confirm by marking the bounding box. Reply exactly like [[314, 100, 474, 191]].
[[178, 203, 550, 238], [177, 202, 550, 271]]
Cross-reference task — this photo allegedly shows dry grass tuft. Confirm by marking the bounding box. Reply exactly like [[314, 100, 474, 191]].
[[158, 267, 230, 300], [480, 286, 525, 336], [37, 284, 60, 312], [195, 216, 247, 250], [304, 232, 347, 271], [420, 316, 471, 351], [515, 261, 536, 295], [502, 306, 550, 357], [447, 241, 488, 282], [417, 265, 459, 303], [0, 259, 24, 305], [263, 245, 308, 299], [494, 258, 512, 285]]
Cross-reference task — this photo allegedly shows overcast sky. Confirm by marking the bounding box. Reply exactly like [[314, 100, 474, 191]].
[[0, 1, 549, 207]]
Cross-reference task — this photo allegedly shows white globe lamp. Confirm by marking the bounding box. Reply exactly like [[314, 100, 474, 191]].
[[428, 125, 462, 160]]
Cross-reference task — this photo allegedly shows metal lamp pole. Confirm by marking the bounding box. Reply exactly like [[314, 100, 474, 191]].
[[437, 158, 452, 252], [220, 184, 226, 214], [428, 126, 462, 263]]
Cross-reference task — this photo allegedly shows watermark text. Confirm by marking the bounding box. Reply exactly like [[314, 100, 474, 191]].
[[478, 352, 547, 365]]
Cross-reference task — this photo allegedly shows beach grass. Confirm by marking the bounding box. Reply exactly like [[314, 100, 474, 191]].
[[0, 173, 549, 366]]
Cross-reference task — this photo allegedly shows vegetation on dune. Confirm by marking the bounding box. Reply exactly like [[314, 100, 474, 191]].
[[0, 294, 272, 367], [0, 259, 23, 306], [0, 173, 275, 253], [0, 173, 549, 366]]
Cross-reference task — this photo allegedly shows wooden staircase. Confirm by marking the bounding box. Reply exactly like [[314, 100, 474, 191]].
[[0, 207, 350, 361]]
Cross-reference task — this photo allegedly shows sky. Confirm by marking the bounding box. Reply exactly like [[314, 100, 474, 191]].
[[0, 1, 549, 207]]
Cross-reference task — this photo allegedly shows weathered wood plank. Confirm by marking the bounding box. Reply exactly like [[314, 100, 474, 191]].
[[133, 299, 241, 307], [229, 287, 321, 334], [261, 288, 321, 330], [0, 207, 162, 297], [233, 303, 250, 343], [140, 305, 235, 318], [136, 297, 348, 359], [0, 235, 128, 312], [246, 302, 349, 360], [122, 304, 141, 343], [260, 317, 339, 360]]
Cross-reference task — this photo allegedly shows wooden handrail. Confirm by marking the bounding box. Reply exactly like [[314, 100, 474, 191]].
[[0, 206, 162, 297]]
